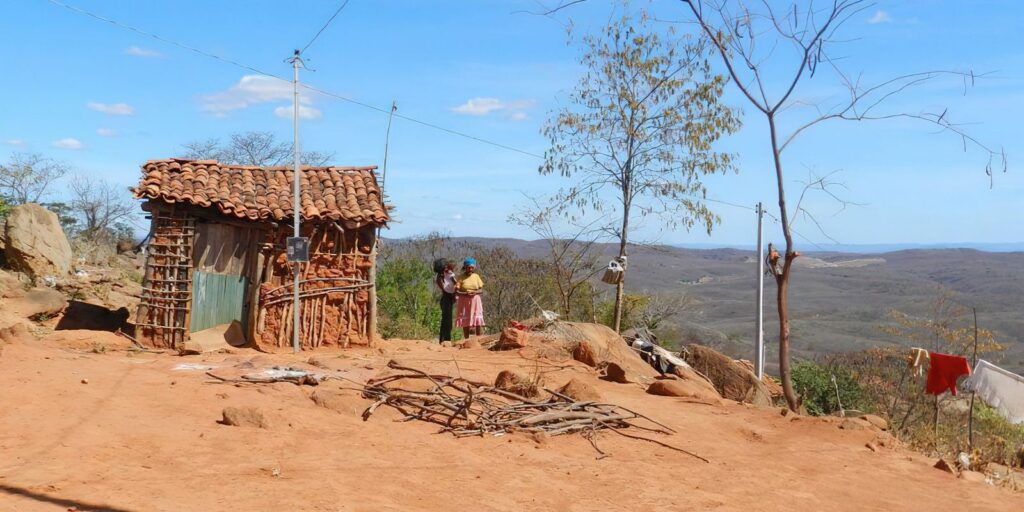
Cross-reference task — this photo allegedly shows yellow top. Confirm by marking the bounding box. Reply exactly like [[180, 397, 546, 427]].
[[457, 272, 484, 293]]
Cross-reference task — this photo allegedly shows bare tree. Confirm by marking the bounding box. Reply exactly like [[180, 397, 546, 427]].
[[180, 131, 334, 167], [0, 152, 68, 205], [68, 176, 136, 241], [681, 0, 1005, 410], [540, 12, 741, 333], [510, 197, 604, 320], [636, 291, 698, 332]]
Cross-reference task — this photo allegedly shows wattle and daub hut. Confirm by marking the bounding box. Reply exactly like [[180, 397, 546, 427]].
[[132, 158, 389, 351]]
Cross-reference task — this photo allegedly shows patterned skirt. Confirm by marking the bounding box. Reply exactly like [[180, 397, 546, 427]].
[[455, 294, 486, 328]]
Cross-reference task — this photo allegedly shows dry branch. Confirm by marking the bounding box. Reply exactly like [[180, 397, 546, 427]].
[[360, 361, 707, 462]]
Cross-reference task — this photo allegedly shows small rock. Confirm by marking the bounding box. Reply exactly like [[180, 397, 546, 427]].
[[861, 414, 888, 431], [220, 406, 271, 429], [865, 442, 879, 452], [494, 370, 541, 398], [839, 418, 870, 431], [80, 378, 88, 384], [307, 357, 330, 369], [497, 328, 529, 349], [647, 380, 701, 398], [460, 338, 482, 350], [601, 362, 630, 384], [557, 378, 601, 401], [959, 470, 987, 483], [934, 458, 955, 474]]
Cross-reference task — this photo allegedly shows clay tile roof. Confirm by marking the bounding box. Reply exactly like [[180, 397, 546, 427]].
[[134, 159, 389, 225]]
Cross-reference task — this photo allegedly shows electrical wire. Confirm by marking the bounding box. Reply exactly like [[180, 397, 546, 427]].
[[44, 0, 788, 225], [46, 0, 272, 78], [300, 0, 351, 54], [45, 0, 543, 160]]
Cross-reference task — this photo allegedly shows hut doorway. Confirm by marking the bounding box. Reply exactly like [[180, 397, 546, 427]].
[[190, 222, 258, 333]]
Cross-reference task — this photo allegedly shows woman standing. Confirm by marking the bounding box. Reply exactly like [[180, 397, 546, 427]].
[[435, 259, 457, 343], [455, 258, 485, 337]]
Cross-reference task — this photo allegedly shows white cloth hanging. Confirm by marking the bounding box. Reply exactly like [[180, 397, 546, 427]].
[[965, 359, 1024, 425]]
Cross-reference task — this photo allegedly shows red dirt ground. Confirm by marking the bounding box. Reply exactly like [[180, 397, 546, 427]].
[[1, 335, 1021, 511]]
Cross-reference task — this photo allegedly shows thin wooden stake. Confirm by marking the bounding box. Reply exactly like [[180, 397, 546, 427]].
[[968, 306, 980, 448]]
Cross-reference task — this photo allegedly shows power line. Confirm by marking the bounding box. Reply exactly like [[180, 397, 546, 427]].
[[45, 0, 543, 159], [300, 0, 351, 54], [44, 0, 781, 219], [300, 84, 544, 158], [46, 0, 270, 78], [763, 212, 829, 251]]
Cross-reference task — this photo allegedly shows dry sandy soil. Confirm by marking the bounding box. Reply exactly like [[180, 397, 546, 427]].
[[1, 332, 1021, 512]]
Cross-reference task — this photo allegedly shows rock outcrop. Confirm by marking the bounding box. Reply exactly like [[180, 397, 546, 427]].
[[3, 203, 72, 279], [683, 344, 773, 406]]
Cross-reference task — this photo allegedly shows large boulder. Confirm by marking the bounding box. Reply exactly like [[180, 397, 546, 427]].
[[542, 322, 659, 383], [3, 203, 72, 279], [683, 344, 773, 406]]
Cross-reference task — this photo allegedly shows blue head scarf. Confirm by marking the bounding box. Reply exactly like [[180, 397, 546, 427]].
[[463, 258, 477, 267]]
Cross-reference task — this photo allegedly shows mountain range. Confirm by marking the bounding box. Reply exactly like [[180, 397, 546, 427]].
[[444, 237, 1024, 373]]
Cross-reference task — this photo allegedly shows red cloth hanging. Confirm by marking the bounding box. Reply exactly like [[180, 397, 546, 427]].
[[926, 352, 971, 396]]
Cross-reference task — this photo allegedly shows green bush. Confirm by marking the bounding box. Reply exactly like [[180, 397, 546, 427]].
[[376, 257, 441, 340], [791, 360, 864, 416]]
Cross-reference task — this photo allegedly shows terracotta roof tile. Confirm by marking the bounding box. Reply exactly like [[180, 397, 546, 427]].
[[134, 159, 389, 225]]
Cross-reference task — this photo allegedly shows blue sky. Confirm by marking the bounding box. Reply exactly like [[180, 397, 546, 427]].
[[1, 0, 1021, 247]]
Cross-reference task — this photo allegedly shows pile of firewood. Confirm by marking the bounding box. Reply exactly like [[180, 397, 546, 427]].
[[360, 361, 708, 462]]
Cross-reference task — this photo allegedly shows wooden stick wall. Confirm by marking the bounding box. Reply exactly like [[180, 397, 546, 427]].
[[256, 223, 375, 350]]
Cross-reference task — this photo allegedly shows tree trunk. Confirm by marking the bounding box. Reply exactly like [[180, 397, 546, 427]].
[[612, 200, 630, 333], [768, 112, 800, 411]]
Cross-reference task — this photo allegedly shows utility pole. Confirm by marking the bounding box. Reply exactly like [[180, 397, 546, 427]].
[[755, 202, 765, 379], [288, 49, 305, 353]]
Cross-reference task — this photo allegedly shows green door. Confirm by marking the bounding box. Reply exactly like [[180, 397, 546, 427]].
[[191, 271, 249, 332]]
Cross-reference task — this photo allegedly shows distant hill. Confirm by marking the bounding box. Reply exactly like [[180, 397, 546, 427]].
[[406, 237, 1024, 373]]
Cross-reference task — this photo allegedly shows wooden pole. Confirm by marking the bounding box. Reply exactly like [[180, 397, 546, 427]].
[[968, 307, 980, 448], [367, 229, 378, 346]]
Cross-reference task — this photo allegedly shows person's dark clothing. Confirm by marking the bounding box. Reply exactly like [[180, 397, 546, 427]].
[[439, 291, 455, 342]]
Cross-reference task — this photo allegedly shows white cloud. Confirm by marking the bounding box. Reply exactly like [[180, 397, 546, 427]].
[[52, 138, 84, 150], [3, 139, 25, 146], [273, 104, 322, 120], [509, 111, 528, 121], [451, 97, 536, 117], [125, 46, 162, 58], [201, 75, 317, 118], [452, 213, 464, 220], [867, 10, 892, 24], [87, 102, 135, 115], [96, 128, 117, 137]]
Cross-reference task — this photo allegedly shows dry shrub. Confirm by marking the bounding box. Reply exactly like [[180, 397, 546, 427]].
[[823, 348, 1024, 467]]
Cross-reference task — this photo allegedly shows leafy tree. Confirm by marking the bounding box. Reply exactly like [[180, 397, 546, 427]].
[[539, 13, 740, 333], [376, 257, 442, 340], [0, 152, 68, 205], [791, 360, 864, 416], [181, 131, 333, 167]]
